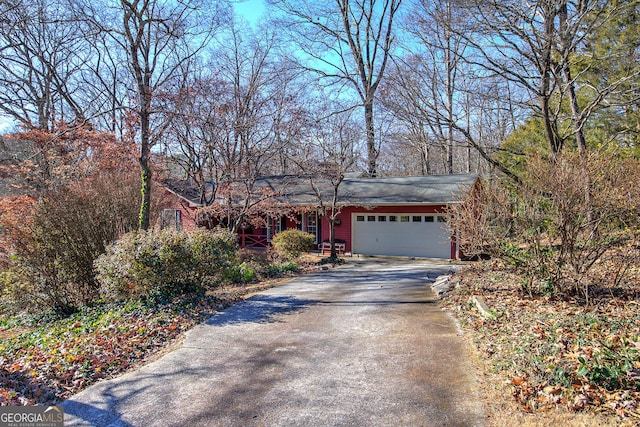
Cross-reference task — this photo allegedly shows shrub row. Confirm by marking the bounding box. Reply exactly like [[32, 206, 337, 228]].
[[2, 213, 315, 315]]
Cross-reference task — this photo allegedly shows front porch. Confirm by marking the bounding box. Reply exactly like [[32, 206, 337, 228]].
[[237, 212, 322, 251]]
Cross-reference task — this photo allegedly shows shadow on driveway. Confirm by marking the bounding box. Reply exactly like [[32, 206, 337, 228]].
[[205, 295, 318, 326], [62, 258, 485, 427], [63, 365, 211, 427]]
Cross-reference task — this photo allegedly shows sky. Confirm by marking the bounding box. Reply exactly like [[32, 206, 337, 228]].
[[233, 0, 266, 27], [0, 119, 11, 134]]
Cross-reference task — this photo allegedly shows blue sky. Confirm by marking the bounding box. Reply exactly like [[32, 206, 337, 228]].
[[233, 0, 266, 26], [0, 119, 11, 134]]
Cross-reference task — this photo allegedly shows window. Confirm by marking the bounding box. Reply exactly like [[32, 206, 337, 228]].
[[389, 215, 397, 222], [378, 216, 387, 222], [306, 212, 319, 243], [356, 215, 365, 222], [437, 216, 447, 222], [266, 217, 284, 242], [425, 216, 435, 223], [161, 209, 181, 231], [367, 215, 376, 222], [412, 216, 422, 222], [400, 216, 409, 222]]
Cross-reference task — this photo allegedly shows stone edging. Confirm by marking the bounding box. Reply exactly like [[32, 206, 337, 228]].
[[430, 274, 495, 319]]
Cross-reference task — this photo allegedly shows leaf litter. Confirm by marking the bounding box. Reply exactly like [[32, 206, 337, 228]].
[[0, 280, 281, 406], [442, 260, 640, 425]]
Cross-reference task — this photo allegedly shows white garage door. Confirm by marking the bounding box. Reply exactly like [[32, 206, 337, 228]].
[[352, 213, 452, 259]]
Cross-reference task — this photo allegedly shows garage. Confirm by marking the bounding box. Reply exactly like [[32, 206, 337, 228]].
[[351, 213, 452, 259]]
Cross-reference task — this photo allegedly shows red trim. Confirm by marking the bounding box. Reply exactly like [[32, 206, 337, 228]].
[[239, 231, 269, 249]]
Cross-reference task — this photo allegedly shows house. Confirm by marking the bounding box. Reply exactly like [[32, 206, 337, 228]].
[[161, 174, 480, 260]]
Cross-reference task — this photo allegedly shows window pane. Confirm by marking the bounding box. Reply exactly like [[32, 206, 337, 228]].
[[400, 216, 409, 222], [378, 216, 386, 222], [389, 215, 397, 222], [367, 215, 376, 222], [306, 212, 319, 244], [412, 216, 422, 222], [425, 216, 435, 223], [356, 215, 365, 222], [437, 216, 447, 222]]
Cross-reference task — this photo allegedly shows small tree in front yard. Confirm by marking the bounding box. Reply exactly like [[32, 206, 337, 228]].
[[289, 108, 360, 261]]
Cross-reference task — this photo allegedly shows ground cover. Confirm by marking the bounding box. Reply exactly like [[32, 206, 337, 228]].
[[444, 260, 640, 426], [0, 274, 295, 406]]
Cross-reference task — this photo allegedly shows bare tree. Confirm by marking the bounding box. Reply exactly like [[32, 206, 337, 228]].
[[76, 24, 131, 138], [452, 0, 640, 159], [289, 108, 359, 259], [0, 0, 88, 130], [407, 0, 467, 174], [166, 21, 307, 230], [271, 0, 402, 177], [380, 0, 516, 177], [76, 0, 225, 230], [164, 75, 227, 205]]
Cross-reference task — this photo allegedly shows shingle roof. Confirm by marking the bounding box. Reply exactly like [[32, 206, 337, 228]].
[[164, 174, 479, 207], [337, 174, 478, 205]]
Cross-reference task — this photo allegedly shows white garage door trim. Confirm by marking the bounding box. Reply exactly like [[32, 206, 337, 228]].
[[351, 213, 452, 259]]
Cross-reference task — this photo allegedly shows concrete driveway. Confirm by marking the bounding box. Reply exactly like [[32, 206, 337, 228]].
[[62, 258, 485, 426]]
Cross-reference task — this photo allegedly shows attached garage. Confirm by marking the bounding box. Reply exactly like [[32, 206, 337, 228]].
[[352, 213, 452, 259]]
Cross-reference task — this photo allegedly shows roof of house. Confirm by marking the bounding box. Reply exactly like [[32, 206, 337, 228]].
[[163, 179, 214, 207], [163, 174, 479, 208]]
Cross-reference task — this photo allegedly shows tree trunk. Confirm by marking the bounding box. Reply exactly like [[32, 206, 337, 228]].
[[364, 99, 377, 177], [421, 143, 429, 175], [558, 0, 592, 223], [445, 3, 454, 175], [541, 2, 562, 158], [329, 217, 337, 259], [136, 89, 153, 230], [138, 157, 152, 230], [138, 101, 152, 230]]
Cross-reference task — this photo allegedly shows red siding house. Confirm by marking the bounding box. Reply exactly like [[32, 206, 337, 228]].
[[162, 174, 480, 260]]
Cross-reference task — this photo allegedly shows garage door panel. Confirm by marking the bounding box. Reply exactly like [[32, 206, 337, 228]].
[[352, 214, 451, 258]]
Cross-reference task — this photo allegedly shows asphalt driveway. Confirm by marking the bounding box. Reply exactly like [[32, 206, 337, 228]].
[[62, 257, 485, 426]]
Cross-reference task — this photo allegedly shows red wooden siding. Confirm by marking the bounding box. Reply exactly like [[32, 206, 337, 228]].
[[157, 190, 459, 258], [285, 217, 298, 230], [156, 189, 198, 231]]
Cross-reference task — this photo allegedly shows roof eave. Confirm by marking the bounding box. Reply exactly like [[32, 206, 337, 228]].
[[165, 186, 204, 208]]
